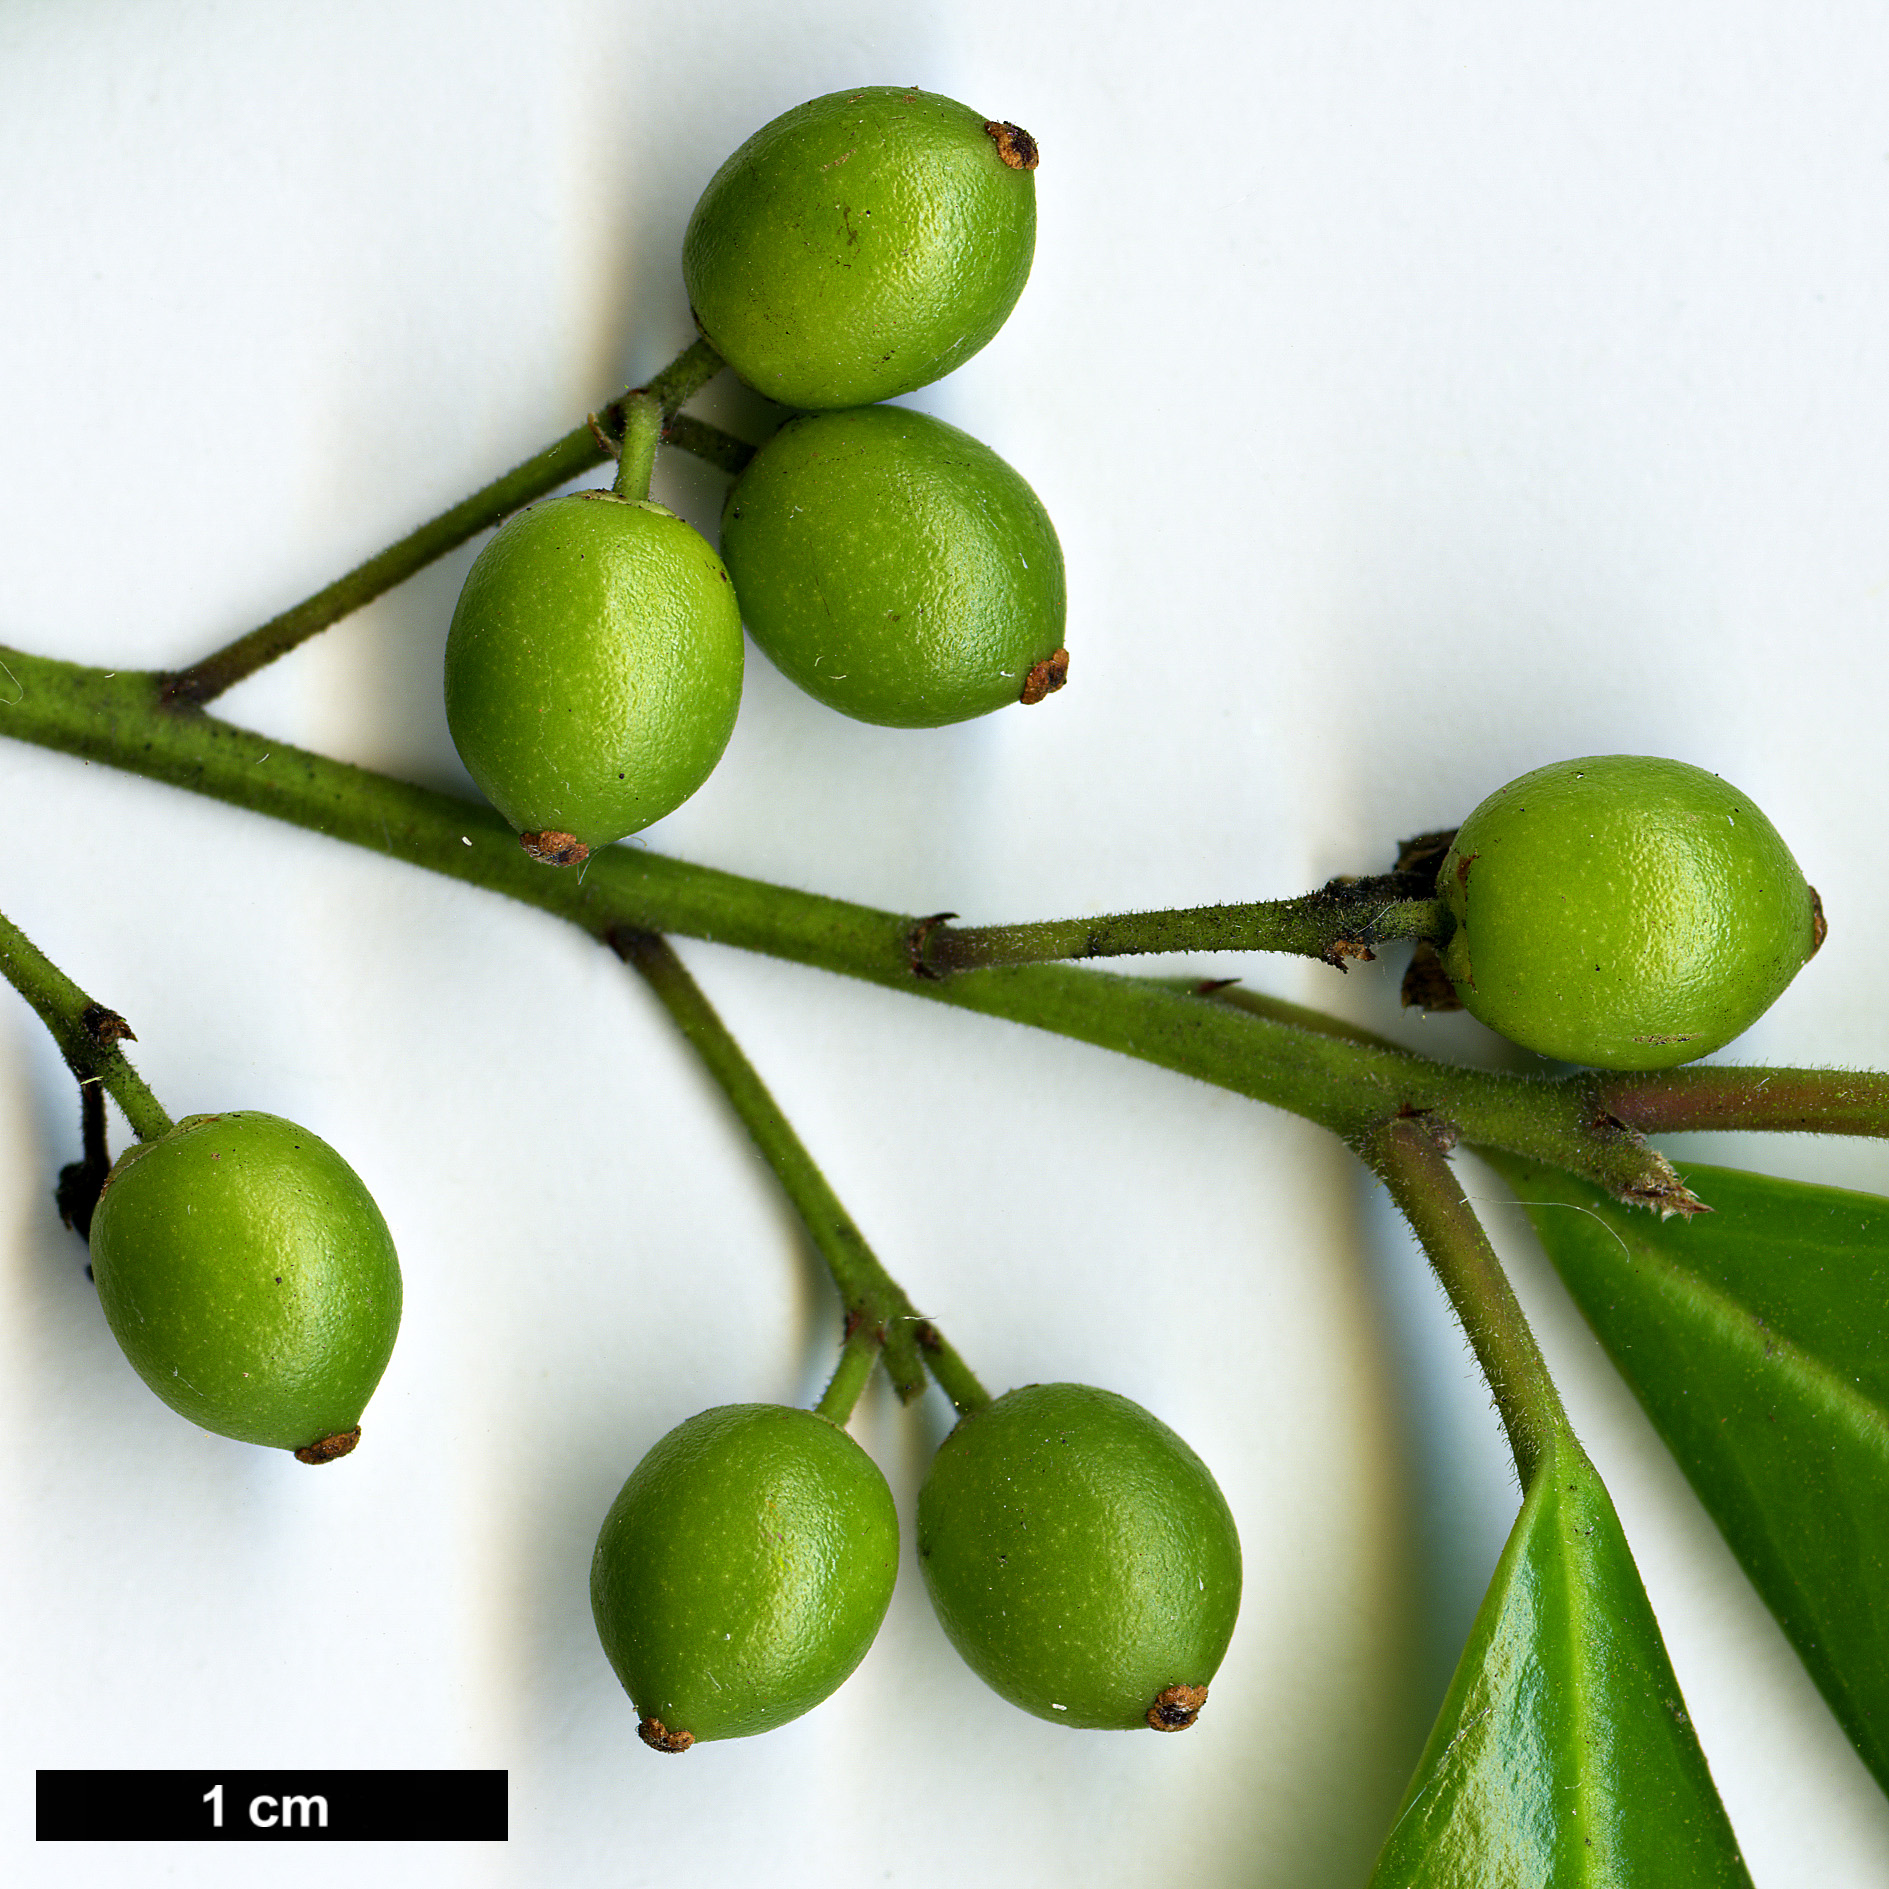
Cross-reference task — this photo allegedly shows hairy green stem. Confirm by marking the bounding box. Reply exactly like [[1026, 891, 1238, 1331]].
[[1154, 975, 1408, 1052], [915, 886, 1446, 975], [2, 647, 1883, 1204], [611, 394, 663, 502], [1359, 1116, 1569, 1484], [157, 339, 724, 706], [914, 1322, 992, 1417], [611, 928, 937, 1403], [662, 412, 757, 478], [1594, 1064, 1889, 1138], [813, 1324, 881, 1426], [0, 907, 174, 1143]]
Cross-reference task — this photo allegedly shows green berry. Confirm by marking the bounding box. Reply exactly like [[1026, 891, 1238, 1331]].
[[916, 1383, 1242, 1731], [1435, 756, 1821, 1070], [720, 405, 1066, 727], [87, 1112, 401, 1459], [443, 493, 744, 859], [590, 1404, 900, 1751], [683, 87, 1038, 410]]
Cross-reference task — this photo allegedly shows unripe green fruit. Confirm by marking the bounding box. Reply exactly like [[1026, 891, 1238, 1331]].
[[720, 405, 1067, 727], [443, 493, 744, 855], [916, 1383, 1242, 1731], [590, 1404, 900, 1751], [683, 87, 1037, 410], [1436, 755, 1820, 1070], [87, 1112, 401, 1458]]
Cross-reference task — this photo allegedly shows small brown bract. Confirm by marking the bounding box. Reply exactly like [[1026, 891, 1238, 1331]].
[[905, 909, 959, 979], [1321, 936, 1376, 970], [1401, 940, 1464, 1012], [520, 830, 590, 867], [1020, 648, 1068, 705], [638, 1718, 695, 1754], [294, 1426, 361, 1465], [1147, 1682, 1210, 1732]]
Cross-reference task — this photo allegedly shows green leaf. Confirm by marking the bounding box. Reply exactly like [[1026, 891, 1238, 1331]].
[[1484, 1154, 1889, 1796], [1371, 1429, 1750, 1886]]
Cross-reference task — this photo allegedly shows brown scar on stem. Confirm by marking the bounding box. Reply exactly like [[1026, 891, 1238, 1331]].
[[1019, 648, 1068, 705], [1810, 887, 1827, 956], [1393, 1102, 1459, 1151], [639, 1718, 695, 1754], [80, 1003, 135, 1047], [1321, 936, 1376, 972], [1620, 1157, 1710, 1219], [841, 1306, 886, 1347], [520, 830, 590, 867], [1629, 1180, 1712, 1219], [1574, 1100, 1710, 1218], [294, 1426, 361, 1465], [905, 911, 959, 980], [984, 121, 1039, 170], [586, 412, 621, 458], [1147, 1683, 1209, 1731]]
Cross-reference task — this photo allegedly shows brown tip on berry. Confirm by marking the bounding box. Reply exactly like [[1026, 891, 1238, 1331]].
[[520, 830, 590, 867], [1809, 886, 1827, 957], [294, 1426, 361, 1465], [1147, 1683, 1209, 1732], [984, 120, 1039, 170], [638, 1718, 695, 1754], [1019, 649, 1068, 705]]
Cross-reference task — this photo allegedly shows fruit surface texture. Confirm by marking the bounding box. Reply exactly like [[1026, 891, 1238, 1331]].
[[683, 86, 1037, 410], [1436, 755, 1818, 1070], [915, 1382, 1242, 1730], [721, 405, 1066, 727], [590, 1404, 900, 1750], [443, 492, 743, 848], [88, 1112, 402, 1453]]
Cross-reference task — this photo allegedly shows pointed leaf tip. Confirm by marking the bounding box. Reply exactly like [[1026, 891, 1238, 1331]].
[[1371, 1430, 1750, 1886]]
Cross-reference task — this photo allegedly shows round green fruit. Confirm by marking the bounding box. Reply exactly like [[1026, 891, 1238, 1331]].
[[1436, 755, 1821, 1070], [915, 1383, 1242, 1731], [683, 87, 1037, 411], [720, 405, 1066, 727], [590, 1404, 900, 1751], [443, 492, 744, 859], [88, 1112, 402, 1459]]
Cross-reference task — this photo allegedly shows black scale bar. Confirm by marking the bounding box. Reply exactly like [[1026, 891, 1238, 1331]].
[[36, 1770, 507, 1841]]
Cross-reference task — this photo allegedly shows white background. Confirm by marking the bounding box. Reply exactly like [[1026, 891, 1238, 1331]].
[[4, 2, 1889, 1883]]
